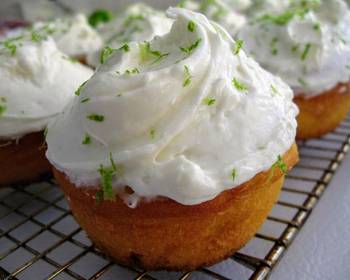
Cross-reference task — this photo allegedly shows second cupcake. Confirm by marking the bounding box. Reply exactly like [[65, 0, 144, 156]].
[[239, 0, 350, 139], [0, 33, 93, 186]]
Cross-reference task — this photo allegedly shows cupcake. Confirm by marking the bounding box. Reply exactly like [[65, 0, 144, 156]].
[[32, 14, 104, 63], [0, 34, 93, 186], [179, 0, 247, 36], [87, 3, 173, 68], [46, 8, 298, 270], [238, 0, 350, 139]]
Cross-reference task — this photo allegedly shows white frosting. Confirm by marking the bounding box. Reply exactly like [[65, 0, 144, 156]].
[[87, 4, 173, 67], [33, 14, 103, 57], [179, 0, 247, 36], [0, 28, 25, 41], [238, 0, 350, 97], [181, 0, 252, 12], [0, 37, 93, 139], [179, 0, 201, 11], [46, 8, 298, 207], [247, 0, 290, 16], [20, 0, 68, 22], [225, 0, 252, 12]]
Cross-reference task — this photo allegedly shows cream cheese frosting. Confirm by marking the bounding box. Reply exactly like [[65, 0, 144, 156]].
[[33, 14, 104, 58], [180, 0, 252, 12], [238, 0, 350, 97], [0, 36, 93, 139], [179, 0, 247, 36], [247, 0, 290, 17], [46, 8, 298, 207], [87, 4, 173, 67], [224, 0, 252, 12]]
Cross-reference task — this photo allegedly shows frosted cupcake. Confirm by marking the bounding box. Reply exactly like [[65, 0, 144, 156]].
[[47, 8, 298, 270], [87, 3, 173, 68], [0, 34, 92, 186], [239, 0, 350, 139], [246, 0, 290, 17], [178, 0, 247, 36], [32, 14, 104, 63]]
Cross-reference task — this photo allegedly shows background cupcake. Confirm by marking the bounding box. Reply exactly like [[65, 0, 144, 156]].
[[226, 0, 252, 12], [87, 3, 173, 68], [47, 8, 298, 270], [178, 0, 247, 36], [246, 0, 290, 17], [238, 0, 350, 139], [0, 33, 93, 186], [32, 14, 104, 63]]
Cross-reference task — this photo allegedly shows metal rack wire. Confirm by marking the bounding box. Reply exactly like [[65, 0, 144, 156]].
[[1, 115, 350, 280]]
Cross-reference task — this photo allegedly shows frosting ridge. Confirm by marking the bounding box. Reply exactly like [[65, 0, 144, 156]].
[[33, 14, 104, 57]]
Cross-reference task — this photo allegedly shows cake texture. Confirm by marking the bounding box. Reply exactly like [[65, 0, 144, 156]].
[[295, 82, 350, 139], [55, 144, 298, 270], [0, 132, 51, 186]]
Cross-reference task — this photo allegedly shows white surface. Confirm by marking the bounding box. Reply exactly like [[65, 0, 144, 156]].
[[271, 152, 350, 280]]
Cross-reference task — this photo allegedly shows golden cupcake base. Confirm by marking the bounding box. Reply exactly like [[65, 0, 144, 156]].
[[54, 144, 298, 271], [295, 81, 350, 140], [0, 131, 52, 186]]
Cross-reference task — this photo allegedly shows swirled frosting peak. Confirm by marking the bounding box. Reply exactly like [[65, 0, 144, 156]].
[[87, 3, 174, 67], [46, 8, 298, 207], [0, 35, 93, 139], [238, 0, 350, 97]]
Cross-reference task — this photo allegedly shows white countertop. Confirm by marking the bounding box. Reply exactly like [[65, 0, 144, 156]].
[[271, 153, 350, 280]]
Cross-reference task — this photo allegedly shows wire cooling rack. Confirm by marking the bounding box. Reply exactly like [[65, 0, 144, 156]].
[[1, 115, 350, 280]]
